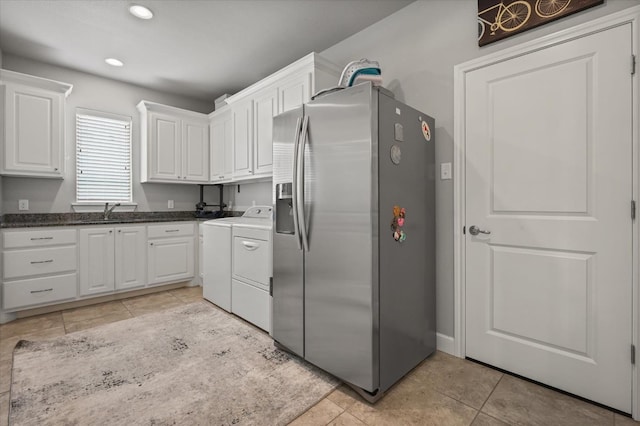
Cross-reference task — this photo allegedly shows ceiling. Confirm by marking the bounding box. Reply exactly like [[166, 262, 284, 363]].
[[0, 0, 413, 102]]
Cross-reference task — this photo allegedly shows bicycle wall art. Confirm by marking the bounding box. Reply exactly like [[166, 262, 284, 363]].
[[478, 0, 604, 46]]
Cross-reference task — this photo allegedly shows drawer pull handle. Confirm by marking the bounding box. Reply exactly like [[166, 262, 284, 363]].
[[30, 237, 53, 241], [165, 229, 180, 233], [31, 288, 53, 294], [30, 259, 54, 264], [242, 241, 260, 251]]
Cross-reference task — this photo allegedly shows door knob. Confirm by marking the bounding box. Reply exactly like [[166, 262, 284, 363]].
[[469, 225, 491, 236]]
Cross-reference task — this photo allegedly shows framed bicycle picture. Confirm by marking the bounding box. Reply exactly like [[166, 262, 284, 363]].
[[478, 0, 604, 46]]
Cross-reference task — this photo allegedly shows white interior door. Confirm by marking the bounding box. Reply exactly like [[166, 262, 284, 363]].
[[465, 24, 633, 412]]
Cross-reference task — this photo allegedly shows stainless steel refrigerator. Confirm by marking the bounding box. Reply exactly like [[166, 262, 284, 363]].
[[272, 82, 436, 400]]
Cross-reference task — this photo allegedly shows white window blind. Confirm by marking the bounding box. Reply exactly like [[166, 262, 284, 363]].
[[76, 109, 132, 202]]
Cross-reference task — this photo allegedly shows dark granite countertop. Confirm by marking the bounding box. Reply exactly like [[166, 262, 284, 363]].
[[0, 211, 242, 229]]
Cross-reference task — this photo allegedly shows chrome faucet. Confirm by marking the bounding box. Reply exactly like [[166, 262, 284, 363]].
[[103, 202, 121, 220]]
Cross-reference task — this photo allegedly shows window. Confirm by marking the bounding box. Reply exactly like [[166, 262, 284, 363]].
[[76, 109, 132, 202]]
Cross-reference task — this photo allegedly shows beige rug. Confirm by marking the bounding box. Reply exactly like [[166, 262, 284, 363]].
[[9, 301, 338, 425]]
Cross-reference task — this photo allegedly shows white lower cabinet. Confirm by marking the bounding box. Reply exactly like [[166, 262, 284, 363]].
[[147, 222, 195, 286], [2, 227, 77, 311], [79, 225, 146, 296], [3, 274, 77, 311], [2, 222, 195, 315], [79, 227, 115, 296], [115, 226, 146, 290]]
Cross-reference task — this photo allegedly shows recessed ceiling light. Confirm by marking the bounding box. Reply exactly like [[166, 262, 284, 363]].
[[129, 4, 153, 20], [105, 58, 124, 67]]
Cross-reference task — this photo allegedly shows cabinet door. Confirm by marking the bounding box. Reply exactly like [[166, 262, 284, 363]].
[[79, 228, 115, 296], [149, 112, 181, 180], [115, 226, 146, 290], [232, 100, 254, 178], [279, 72, 312, 113], [147, 236, 195, 285], [210, 110, 232, 182], [253, 88, 277, 176], [182, 119, 208, 182], [3, 83, 64, 177]]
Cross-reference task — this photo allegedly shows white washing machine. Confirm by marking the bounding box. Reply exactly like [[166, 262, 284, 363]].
[[202, 206, 273, 332]]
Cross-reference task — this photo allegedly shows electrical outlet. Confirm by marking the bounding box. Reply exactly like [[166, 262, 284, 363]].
[[440, 163, 452, 180], [18, 199, 29, 211], [168, 200, 174, 209]]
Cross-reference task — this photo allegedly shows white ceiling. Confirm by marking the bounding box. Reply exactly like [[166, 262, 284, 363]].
[[0, 0, 414, 102]]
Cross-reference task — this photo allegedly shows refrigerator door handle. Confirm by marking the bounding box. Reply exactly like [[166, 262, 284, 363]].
[[292, 117, 303, 251], [298, 115, 310, 252]]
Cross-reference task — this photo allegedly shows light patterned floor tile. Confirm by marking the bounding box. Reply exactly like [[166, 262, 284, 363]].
[[347, 375, 477, 426], [407, 351, 502, 409], [472, 412, 510, 426], [0, 326, 66, 362], [482, 375, 614, 426], [289, 398, 344, 425], [328, 411, 367, 426], [0, 312, 63, 341], [0, 391, 8, 426], [62, 300, 129, 324], [64, 310, 133, 333], [120, 291, 184, 316], [326, 385, 361, 411], [0, 360, 10, 395], [168, 286, 203, 303], [615, 413, 640, 425]]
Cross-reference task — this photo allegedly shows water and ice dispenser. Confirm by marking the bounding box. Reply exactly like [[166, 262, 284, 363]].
[[275, 183, 295, 234]]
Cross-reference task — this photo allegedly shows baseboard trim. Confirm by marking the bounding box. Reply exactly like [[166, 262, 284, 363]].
[[437, 333, 455, 356]]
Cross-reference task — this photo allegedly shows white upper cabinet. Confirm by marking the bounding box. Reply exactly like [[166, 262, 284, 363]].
[[209, 107, 233, 183], [279, 71, 312, 113], [138, 101, 208, 184], [253, 87, 278, 176], [232, 100, 254, 178], [149, 111, 181, 181], [226, 52, 340, 182], [181, 118, 209, 182], [0, 69, 72, 178]]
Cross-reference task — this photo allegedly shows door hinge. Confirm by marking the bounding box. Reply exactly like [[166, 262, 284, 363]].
[[269, 277, 273, 296], [632, 200, 636, 220], [632, 344, 636, 365], [633, 55, 637, 75]]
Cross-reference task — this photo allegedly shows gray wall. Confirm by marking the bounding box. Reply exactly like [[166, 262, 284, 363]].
[[320, 0, 639, 338], [2, 54, 216, 213]]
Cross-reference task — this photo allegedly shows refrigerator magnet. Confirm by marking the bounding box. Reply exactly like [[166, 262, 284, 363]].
[[390, 145, 401, 165], [421, 121, 431, 142]]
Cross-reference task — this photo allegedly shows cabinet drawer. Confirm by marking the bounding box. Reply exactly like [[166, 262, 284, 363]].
[[232, 235, 270, 287], [231, 279, 271, 332], [3, 273, 77, 311], [147, 222, 194, 238], [4, 246, 77, 279], [3, 228, 76, 249]]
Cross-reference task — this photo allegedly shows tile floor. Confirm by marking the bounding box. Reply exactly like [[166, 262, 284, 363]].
[[0, 286, 636, 426]]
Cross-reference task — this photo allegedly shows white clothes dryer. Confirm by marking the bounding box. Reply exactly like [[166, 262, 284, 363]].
[[202, 206, 273, 331]]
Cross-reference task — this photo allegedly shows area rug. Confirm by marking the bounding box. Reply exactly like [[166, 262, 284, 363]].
[[9, 301, 339, 425]]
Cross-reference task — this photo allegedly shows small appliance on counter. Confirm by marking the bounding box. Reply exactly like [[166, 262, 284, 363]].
[[195, 184, 226, 219]]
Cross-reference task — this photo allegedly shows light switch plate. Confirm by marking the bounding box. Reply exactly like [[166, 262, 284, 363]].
[[440, 163, 452, 180], [18, 199, 29, 211]]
